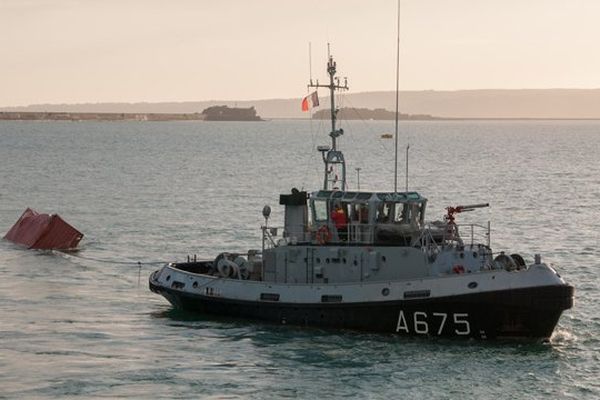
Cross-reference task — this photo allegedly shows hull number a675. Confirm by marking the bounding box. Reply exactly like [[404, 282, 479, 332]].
[[396, 310, 471, 336]]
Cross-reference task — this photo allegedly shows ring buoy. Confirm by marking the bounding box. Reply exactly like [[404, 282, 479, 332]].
[[316, 225, 332, 245], [452, 265, 465, 274]]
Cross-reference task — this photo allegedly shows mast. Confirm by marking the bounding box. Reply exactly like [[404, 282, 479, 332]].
[[309, 49, 349, 191], [393, 0, 401, 193]]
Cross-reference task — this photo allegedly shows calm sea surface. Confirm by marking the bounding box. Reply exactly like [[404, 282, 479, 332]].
[[0, 120, 598, 399]]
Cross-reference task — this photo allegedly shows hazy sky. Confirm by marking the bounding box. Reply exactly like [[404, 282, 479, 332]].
[[2, 0, 600, 106]]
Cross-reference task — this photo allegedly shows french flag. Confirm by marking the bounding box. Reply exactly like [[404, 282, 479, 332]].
[[301, 91, 319, 112]]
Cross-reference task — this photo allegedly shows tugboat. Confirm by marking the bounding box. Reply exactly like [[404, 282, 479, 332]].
[[150, 56, 573, 340]]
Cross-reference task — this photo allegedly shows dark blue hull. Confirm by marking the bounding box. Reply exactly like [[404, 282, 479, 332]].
[[150, 279, 573, 340]]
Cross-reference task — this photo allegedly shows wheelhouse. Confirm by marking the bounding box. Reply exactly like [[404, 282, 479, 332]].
[[308, 190, 427, 245]]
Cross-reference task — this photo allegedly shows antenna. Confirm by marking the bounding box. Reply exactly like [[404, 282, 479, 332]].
[[405, 144, 409, 192], [393, 0, 401, 193], [309, 42, 313, 84]]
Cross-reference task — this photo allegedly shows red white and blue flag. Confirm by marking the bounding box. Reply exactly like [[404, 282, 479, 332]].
[[301, 91, 320, 112]]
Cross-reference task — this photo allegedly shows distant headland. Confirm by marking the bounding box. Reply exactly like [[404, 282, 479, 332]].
[[0, 105, 263, 122], [312, 108, 439, 120], [2, 89, 600, 119]]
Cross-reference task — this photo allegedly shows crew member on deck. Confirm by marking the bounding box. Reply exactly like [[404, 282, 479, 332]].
[[331, 203, 348, 240]]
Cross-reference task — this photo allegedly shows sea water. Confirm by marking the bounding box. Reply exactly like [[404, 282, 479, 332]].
[[0, 120, 598, 399]]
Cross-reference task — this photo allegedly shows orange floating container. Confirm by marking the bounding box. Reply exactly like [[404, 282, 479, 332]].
[[4, 208, 83, 250]]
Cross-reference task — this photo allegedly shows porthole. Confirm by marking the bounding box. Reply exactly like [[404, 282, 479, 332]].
[[353, 260, 358, 266], [166, 275, 171, 281], [468, 281, 478, 289], [382, 256, 387, 262], [192, 281, 198, 288], [473, 252, 478, 258], [459, 253, 465, 259], [381, 288, 390, 296], [343, 258, 347, 264]]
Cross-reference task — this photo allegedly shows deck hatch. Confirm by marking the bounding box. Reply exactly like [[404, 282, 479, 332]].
[[260, 293, 280, 301], [321, 295, 343, 303], [403, 290, 431, 299], [171, 281, 185, 290]]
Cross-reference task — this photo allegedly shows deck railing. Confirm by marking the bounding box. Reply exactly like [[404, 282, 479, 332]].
[[419, 222, 490, 249], [262, 221, 490, 249]]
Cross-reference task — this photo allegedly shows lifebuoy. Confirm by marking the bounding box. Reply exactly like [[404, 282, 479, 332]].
[[316, 225, 332, 245], [452, 265, 465, 274]]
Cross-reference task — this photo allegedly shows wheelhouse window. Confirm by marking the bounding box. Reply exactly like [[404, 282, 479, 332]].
[[349, 203, 369, 224], [394, 203, 410, 224], [393, 202, 423, 226], [313, 199, 328, 222], [376, 202, 393, 223]]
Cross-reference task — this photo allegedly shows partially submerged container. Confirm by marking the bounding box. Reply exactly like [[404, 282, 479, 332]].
[[4, 208, 83, 250]]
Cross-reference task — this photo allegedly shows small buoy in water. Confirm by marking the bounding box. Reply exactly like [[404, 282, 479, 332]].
[[381, 133, 393, 139]]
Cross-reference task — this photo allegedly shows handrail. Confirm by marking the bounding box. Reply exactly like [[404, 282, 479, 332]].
[[421, 222, 490, 248], [261, 221, 490, 248]]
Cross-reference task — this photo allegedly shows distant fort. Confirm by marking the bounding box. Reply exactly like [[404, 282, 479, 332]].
[[201, 105, 263, 121], [312, 108, 439, 121], [0, 106, 263, 122]]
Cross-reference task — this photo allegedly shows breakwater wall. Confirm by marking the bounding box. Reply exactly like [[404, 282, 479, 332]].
[[0, 112, 205, 121]]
